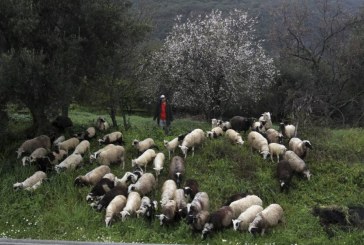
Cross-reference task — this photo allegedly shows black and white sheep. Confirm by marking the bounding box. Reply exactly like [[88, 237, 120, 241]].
[[280, 123, 296, 139], [284, 150, 311, 180], [206, 127, 224, 139], [86, 173, 115, 202], [277, 160, 294, 193], [229, 116, 255, 133], [132, 138, 157, 153], [225, 129, 244, 145], [201, 206, 234, 240], [289, 137, 312, 159], [93, 185, 128, 212], [268, 143, 287, 163], [169, 156, 185, 188], [183, 179, 200, 202], [13, 171, 47, 191], [248, 203, 284, 235], [75, 127, 96, 141], [22, 147, 48, 166], [114, 172, 137, 189], [120, 191, 141, 221], [136, 196, 158, 220], [218, 121, 232, 131], [55, 153, 83, 173], [232, 205, 264, 232], [248, 131, 270, 159], [229, 195, 263, 219], [179, 129, 205, 158], [16, 135, 51, 159], [74, 165, 111, 187], [153, 152, 165, 181], [131, 149, 156, 171], [105, 195, 127, 227], [57, 137, 80, 154], [128, 173, 156, 196], [98, 131, 124, 145], [189, 210, 210, 232]]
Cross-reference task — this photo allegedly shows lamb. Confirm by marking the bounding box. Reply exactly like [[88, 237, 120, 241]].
[[169, 156, 185, 187], [16, 135, 51, 159], [74, 165, 111, 187], [132, 138, 157, 153], [251, 120, 266, 133], [128, 173, 156, 196], [89, 144, 116, 161], [201, 206, 234, 240], [73, 140, 90, 156], [55, 153, 83, 173], [92, 185, 128, 212], [284, 151, 311, 180], [248, 131, 270, 159], [280, 122, 296, 139], [268, 143, 287, 163], [164, 137, 179, 160], [248, 203, 284, 235], [22, 147, 48, 166], [259, 112, 272, 130], [229, 195, 263, 219], [266, 128, 283, 144], [289, 137, 312, 159], [86, 174, 115, 202], [225, 129, 244, 145], [75, 127, 96, 141], [95, 116, 109, 131], [57, 137, 80, 153], [136, 196, 158, 220], [153, 152, 165, 181], [183, 179, 200, 201], [120, 191, 141, 221], [131, 149, 156, 171], [105, 195, 127, 227], [13, 171, 47, 191], [188, 210, 210, 232], [218, 121, 232, 131], [98, 131, 124, 145], [232, 205, 264, 231], [160, 179, 177, 207], [206, 127, 224, 139], [229, 116, 255, 133], [179, 129, 205, 158], [53, 135, 65, 146], [277, 160, 294, 193], [93, 145, 126, 169]]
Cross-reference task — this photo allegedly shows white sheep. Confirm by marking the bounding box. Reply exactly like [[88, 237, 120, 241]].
[[105, 195, 127, 227], [53, 135, 65, 146], [248, 203, 284, 235], [160, 179, 177, 207], [132, 138, 156, 153], [75, 127, 96, 140], [94, 145, 126, 169], [120, 191, 141, 221], [131, 149, 156, 171], [128, 173, 156, 196], [248, 131, 270, 159], [73, 140, 90, 156], [268, 143, 287, 163], [218, 121, 231, 131], [259, 112, 272, 129], [266, 128, 283, 144], [229, 195, 263, 219], [164, 137, 179, 160], [55, 153, 84, 173], [153, 152, 165, 181], [22, 147, 48, 166], [95, 117, 109, 131], [232, 205, 264, 232], [16, 135, 51, 159], [174, 188, 187, 216], [283, 151, 311, 180], [74, 165, 111, 187], [57, 137, 80, 153], [206, 127, 224, 139], [13, 171, 47, 191], [225, 129, 244, 145], [89, 144, 116, 161], [156, 199, 177, 226], [179, 129, 205, 158], [211, 118, 220, 128], [98, 131, 124, 145], [289, 137, 312, 159], [280, 123, 296, 139], [187, 192, 209, 216]]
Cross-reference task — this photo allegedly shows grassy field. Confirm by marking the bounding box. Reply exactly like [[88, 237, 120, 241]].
[[0, 108, 363, 244]]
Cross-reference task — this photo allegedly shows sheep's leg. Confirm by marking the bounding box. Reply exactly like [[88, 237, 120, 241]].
[[168, 151, 171, 160], [277, 155, 280, 163], [192, 147, 195, 157]]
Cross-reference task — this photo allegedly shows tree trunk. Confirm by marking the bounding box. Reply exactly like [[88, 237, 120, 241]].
[[0, 105, 9, 137], [29, 105, 50, 136], [110, 106, 118, 128]]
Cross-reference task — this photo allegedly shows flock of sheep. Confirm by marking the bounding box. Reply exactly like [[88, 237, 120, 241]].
[[13, 113, 313, 240]]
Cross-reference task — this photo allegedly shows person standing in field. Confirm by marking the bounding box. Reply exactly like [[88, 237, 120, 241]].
[[153, 94, 173, 135]]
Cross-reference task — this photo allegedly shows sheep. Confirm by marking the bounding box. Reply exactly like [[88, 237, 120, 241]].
[[156, 199, 178, 226], [230, 116, 255, 133], [211, 118, 221, 128], [201, 206, 234, 240], [95, 116, 109, 131], [164, 137, 179, 160], [175, 188, 187, 218], [57, 137, 80, 153], [22, 147, 48, 166], [179, 129, 205, 158], [183, 179, 200, 202], [188, 210, 210, 232], [132, 138, 157, 153], [284, 150, 311, 180], [136, 196, 158, 219], [206, 127, 224, 139], [268, 143, 287, 163], [75, 127, 96, 141], [218, 121, 231, 131], [229, 195, 263, 219], [289, 137, 312, 159], [13, 171, 47, 191], [89, 144, 116, 161], [53, 135, 65, 146], [251, 120, 266, 133], [187, 192, 209, 216], [86, 174, 115, 202], [248, 203, 284, 235], [98, 131, 124, 145], [280, 122, 296, 139], [169, 156, 185, 188], [131, 149, 156, 171], [259, 112, 272, 130], [232, 205, 264, 232], [35, 149, 68, 172], [128, 173, 156, 196], [225, 129, 244, 145], [105, 195, 127, 227], [74, 165, 111, 187], [94, 145, 126, 169], [248, 131, 270, 159], [92, 185, 128, 212], [73, 140, 90, 156], [160, 179, 177, 207], [153, 152, 165, 181], [120, 191, 142, 221], [16, 135, 51, 159], [277, 160, 294, 193], [55, 153, 83, 173], [114, 172, 137, 189], [266, 128, 283, 144]]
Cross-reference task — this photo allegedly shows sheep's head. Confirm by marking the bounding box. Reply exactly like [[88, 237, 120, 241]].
[[201, 223, 213, 240], [22, 156, 30, 166], [248, 214, 263, 235], [128, 184, 135, 193], [13, 182, 23, 191], [74, 176, 86, 187], [121, 211, 130, 222], [163, 140, 169, 147], [156, 214, 168, 226], [260, 150, 270, 160], [236, 137, 244, 145], [232, 219, 241, 231], [16, 149, 25, 159], [97, 138, 104, 145], [178, 145, 188, 157], [303, 170, 311, 180], [304, 140, 313, 149], [132, 139, 139, 146], [105, 217, 112, 227]]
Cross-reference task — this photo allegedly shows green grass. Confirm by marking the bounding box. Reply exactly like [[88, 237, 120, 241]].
[[0, 108, 363, 244]]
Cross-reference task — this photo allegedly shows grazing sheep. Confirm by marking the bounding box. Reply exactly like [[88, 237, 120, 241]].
[[179, 129, 205, 158], [156, 199, 178, 226], [86, 175, 115, 202], [98, 131, 124, 145], [211, 118, 221, 128], [218, 121, 232, 131], [55, 153, 83, 173], [164, 137, 179, 160], [22, 147, 48, 166], [175, 188, 187, 218], [105, 195, 127, 227], [131, 149, 156, 171], [13, 171, 47, 191], [136, 196, 158, 220], [35, 149, 68, 172], [57, 137, 80, 153], [289, 137, 312, 159], [225, 129, 244, 145], [189, 210, 210, 232], [89, 144, 116, 161], [95, 117, 109, 131], [132, 138, 157, 153], [114, 172, 136, 189], [128, 173, 156, 196], [169, 156, 185, 188], [268, 143, 287, 163], [184, 179, 200, 202], [206, 127, 224, 139], [259, 112, 272, 129], [280, 123, 296, 139], [93, 186, 128, 212], [277, 160, 294, 193], [120, 191, 142, 221], [73, 140, 90, 156], [153, 152, 165, 181], [201, 206, 234, 240], [94, 145, 126, 169], [160, 180, 177, 207], [284, 151, 311, 180], [223, 192, 248, 206], [251, 120, 266, 133], [74, 165, 111, 187], [232, 205, 264, 231], [248, 203, 284, 235], [229, 195, 263, 219], [266, 128, 283, 144], [75, 127, 96, 141], [187, 192, 209, 216], [248, 131, 270, 159], [53, 135, 65, 146], [16, 135, 51, 159], [230, 116, 255, 133]]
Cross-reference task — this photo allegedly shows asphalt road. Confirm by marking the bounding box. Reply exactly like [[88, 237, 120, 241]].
[[0, 238, 163, 245]]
